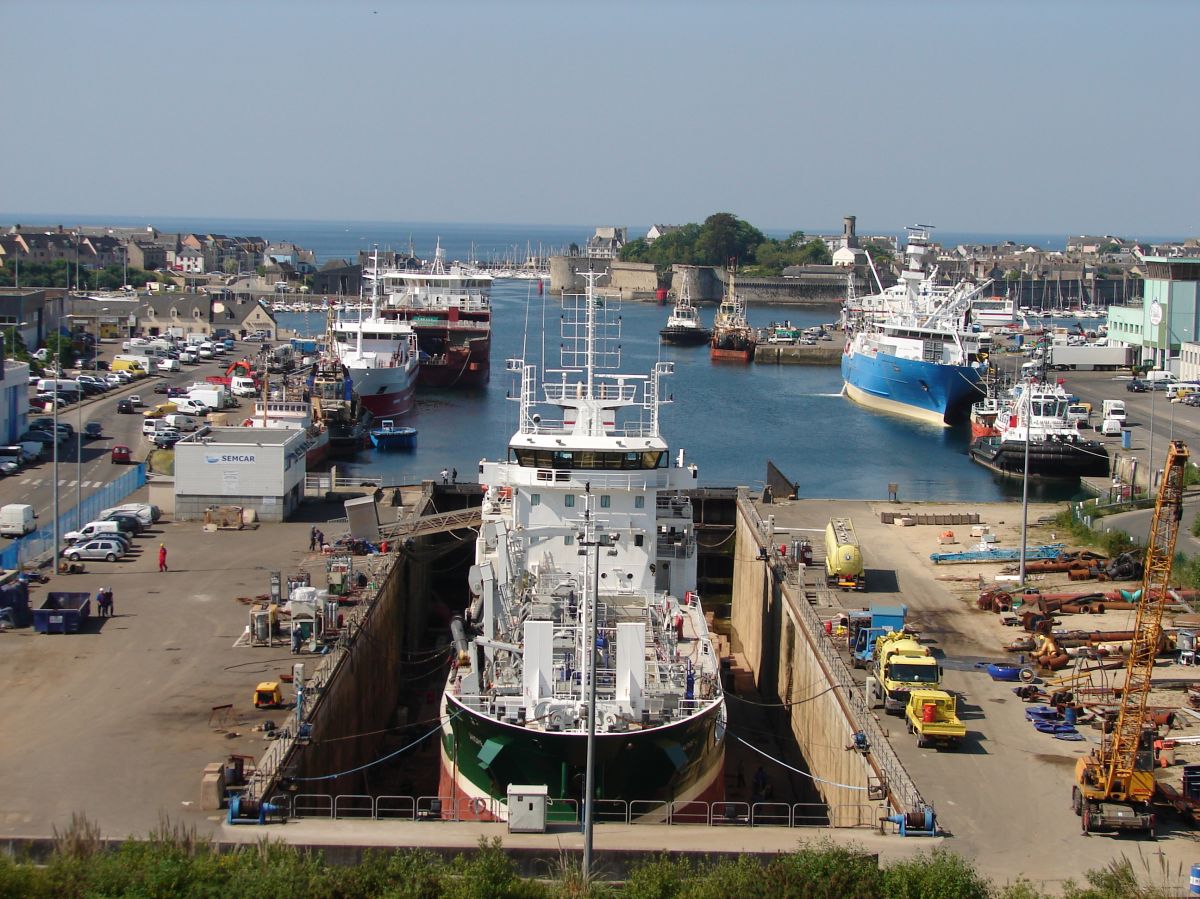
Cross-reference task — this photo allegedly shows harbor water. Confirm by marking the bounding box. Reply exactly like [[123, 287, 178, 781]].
[[278, 282, 1083, 503]]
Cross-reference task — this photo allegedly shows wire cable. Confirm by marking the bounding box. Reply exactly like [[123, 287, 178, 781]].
[[728, 731, 868, 792], [292, 712, 457, 782]]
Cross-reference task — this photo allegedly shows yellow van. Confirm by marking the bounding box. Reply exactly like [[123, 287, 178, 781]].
[[111, 359, 145, 376], [142, 402, 177, 419]]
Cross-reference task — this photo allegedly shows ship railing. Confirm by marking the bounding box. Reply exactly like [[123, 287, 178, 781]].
[[286, 794, 855, 827], [657, 537, 696, 560], [543, 382, 639, 403]]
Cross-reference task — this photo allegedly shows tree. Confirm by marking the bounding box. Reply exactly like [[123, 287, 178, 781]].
[[43, 333, 77, 368]]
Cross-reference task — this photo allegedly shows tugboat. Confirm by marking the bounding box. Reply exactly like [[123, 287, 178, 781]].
[[659, 286, 712, 346], [969, 380, 1109, 479], [709, 273, 756, 362], [369, 419, 417, 450], [439, 273, 726, 820]]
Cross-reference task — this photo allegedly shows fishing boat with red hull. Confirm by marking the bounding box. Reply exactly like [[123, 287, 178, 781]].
[[374, 244, 493, 389], [439, 273, 726, 821], [709, 274, 756, 363]]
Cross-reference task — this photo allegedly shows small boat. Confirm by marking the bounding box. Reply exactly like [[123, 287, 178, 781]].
[[658, 287, 711, 346], [369, 420, 417, 450]]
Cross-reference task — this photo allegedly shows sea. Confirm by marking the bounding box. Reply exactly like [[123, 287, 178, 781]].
[[4, 214, 1100, 502]]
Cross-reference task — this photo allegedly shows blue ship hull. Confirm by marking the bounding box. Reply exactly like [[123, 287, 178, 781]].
[[842, 347, 985, 427]]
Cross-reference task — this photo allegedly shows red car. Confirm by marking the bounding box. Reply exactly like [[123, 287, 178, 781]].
[[111, 444, 132, 464]]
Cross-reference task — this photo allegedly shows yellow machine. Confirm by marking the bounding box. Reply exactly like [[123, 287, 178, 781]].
[[1072, 440, 1189, 835], [253, 682, 284, 709], [905, 690, 966, 749], [872, 631, 941, 713], [825, 517, 866, 591]]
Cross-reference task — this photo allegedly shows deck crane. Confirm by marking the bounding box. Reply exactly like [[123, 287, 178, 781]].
[[1072, 439, 1189, 835]]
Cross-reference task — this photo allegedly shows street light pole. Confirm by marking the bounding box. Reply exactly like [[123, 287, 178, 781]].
[[51, 299, 61, 576]]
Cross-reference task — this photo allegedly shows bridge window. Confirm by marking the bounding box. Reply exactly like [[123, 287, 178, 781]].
[[530, 493, 540, 507], [635, 496, 645, 509], [600, 495, 611, 509], [513, 448, 665, 470], [565, 494, 576, 508]]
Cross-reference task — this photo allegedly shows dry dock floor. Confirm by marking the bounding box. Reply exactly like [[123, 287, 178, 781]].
[[3, 492, 1199, 892]]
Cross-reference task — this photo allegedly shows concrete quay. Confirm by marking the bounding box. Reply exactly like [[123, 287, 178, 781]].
[[737, 494, 1200, 892]]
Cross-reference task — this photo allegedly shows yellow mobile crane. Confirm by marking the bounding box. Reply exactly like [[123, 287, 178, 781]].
[[1072, 439, 1189, 835]]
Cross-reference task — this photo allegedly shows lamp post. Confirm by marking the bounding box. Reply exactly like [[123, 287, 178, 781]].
[[51, 298, 61, 576]]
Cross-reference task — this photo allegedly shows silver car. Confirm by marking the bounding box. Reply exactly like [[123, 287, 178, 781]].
[[66, 538, 127, 563]]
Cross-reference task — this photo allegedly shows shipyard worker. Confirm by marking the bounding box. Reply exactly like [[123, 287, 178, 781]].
[[104, 587, 114, 617], [451, 467, 457, 483], [158, 543, 168, 572], [95, 587, 106, 618], [441, 468, 449, 485], [309, 526, 318, 552]]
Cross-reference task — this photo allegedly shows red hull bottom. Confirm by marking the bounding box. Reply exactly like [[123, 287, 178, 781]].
[[711, 348, 754, 363], [357, 387, 416, 418], [416, 345, 490, 389]]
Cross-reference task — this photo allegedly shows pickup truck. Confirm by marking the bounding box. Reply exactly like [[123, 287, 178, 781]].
[[905, 689, 966, 750]]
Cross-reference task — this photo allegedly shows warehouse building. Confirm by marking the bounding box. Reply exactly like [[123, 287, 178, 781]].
[[173, 427, 306, 522]]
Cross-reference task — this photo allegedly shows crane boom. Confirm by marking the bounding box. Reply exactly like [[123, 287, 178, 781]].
[[1104, 439, 1188, 794], [1073, 439, 1189, 835]]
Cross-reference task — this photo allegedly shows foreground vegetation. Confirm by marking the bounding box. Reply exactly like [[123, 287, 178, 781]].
[[0, 817, 1185, 898]]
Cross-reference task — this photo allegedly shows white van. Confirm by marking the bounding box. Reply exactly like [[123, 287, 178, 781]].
[[163, 413, 199, 432], [64, 520, 129, 544], [1143, 370, 1178, 388], [36, 378, 82, 397], [174, 398, 209, 416], [230, 376, 258, 398], [1100, 418, 1124, 437], [1101, 399, 1126, 422], [0, 504, 37, 537], [157, 358, 181, 372]]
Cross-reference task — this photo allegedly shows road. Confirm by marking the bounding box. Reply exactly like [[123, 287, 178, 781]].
[[0, 341, 260, 548]]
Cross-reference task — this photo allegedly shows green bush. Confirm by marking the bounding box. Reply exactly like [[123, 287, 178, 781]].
[[880, 849, 992, 899]]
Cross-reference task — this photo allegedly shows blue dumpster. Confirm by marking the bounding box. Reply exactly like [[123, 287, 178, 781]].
[[33, 592, 91, 634]]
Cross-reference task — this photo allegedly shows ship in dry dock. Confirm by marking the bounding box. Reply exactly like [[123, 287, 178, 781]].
[[439, 274, 725, 818]]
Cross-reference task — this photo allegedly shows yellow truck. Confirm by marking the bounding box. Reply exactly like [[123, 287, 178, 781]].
[[824, 517, 865, 591], [905, 689, 965, 750], [871, 631, 941, 714]]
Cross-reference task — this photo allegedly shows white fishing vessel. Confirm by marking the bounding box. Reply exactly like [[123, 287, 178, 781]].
[[331, 252, 420, 418], [439, 274, 726, 819]]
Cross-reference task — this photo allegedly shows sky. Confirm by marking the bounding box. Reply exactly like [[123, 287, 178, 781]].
[[6, 0, 1199, 237]]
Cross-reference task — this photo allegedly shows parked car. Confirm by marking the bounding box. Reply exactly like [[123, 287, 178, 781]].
[[20, 430, 62, 446], [1126, 379, 1148, 393], [65, 538, 126, 563], [117, 399, 135, 414], [101, 503, 159, 525], [166, 386, 188, 398], [153, 383, 174, 394], [110, 444, 133, 464], [153, 432, 182, 449], [94, 360, 109, 371], [0, 460, 18, 476], [101, 512, 145, 535], [83, 422, 104, 439]]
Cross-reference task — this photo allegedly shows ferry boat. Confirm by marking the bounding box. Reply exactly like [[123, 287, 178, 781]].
[[710, 274, 756, 362], [374, 243, 493, 388], [841, 226, 992, 427], [331, 253, 421, 418], [240, 395, 330, 468], [439, 274, 726, 820], [658, 287, 711, 346], [968, 381, 1109, 480]]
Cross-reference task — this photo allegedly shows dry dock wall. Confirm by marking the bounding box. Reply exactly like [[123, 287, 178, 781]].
[[730, 498, 921, 825], [284, 551, 429, 794]]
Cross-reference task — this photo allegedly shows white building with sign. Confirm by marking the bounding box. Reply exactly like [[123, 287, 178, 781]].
[[173, 427, 307, 522]]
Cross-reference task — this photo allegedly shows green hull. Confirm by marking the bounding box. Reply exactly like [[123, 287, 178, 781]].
[[441, 693, 725, 809]]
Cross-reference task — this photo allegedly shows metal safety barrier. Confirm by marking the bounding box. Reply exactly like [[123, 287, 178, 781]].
[[281, 794, 857, 827]]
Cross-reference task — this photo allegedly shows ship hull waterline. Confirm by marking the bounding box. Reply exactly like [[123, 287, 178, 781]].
[[437, 692, 726, 821], [841, 350, 985, 428]]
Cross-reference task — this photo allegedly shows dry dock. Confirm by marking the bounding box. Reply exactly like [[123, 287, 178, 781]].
[[4, 485, 1200, 891]]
